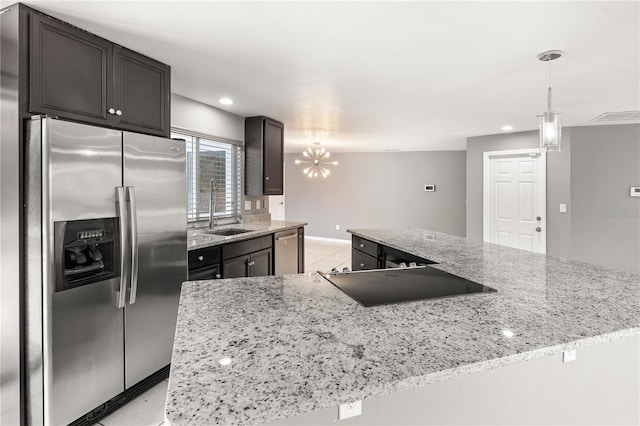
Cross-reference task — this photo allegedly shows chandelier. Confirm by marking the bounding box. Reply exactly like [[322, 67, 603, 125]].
[[537, 49, 563, 152], [294, 142, 338, 178]]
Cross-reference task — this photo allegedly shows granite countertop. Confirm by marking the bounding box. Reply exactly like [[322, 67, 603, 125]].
[[167, 228, 640, 425], [187, 220, 307, 250]]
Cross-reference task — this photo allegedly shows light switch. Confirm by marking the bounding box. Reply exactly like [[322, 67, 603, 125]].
[[244, 200, 252, 210], [559, 204, 567, 214], [256, 200, 261, 209]]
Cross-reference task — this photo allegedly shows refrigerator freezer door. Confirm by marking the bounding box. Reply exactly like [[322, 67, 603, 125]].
[[45, 118, 123, 222], [49, 278, 125, 425], [42, 118, 126, 424], [123, 132, 186, 387]]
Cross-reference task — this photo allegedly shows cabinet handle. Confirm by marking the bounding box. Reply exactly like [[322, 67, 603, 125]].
[[198, 256, 204, 261], [108, 108, 116, 114], [265, 176, 270, 180], [116, 109, 123, 116], [360, 243, 365, 248], [360, 263, 365, 268], [215, 274, 221, 279]]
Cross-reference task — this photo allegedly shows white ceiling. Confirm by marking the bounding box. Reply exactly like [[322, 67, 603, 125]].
[[9, 1, 640, 152]]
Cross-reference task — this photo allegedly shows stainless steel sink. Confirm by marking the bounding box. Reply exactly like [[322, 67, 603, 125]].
[[206, 228, 252, 236]]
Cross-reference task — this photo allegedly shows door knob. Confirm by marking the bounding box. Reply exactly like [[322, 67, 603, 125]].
[[536, 216, 542, 221], [535, 227, 542, 232], [115, 109, 123, 116], [108, 108, 115, 114]]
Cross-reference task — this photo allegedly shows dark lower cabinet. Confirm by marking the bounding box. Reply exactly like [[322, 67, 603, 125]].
[[352, 249, 379, 271], [188, 246, 221, 280], [29, 10, 170, 137], [351, 235, 382, 271], [250, 248, 272, 277], [222, 248, 273, 279], [222, 254, 250, 279], [298, 227, 305, 273]]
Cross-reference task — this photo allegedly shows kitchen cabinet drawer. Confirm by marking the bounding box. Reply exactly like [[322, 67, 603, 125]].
[[188, 246, 221, 271], [352, 249, 380, 271], [29, 11, 170, 137], [352, 235, 380, 258], [245, 116, 284, 196], [188, 264, 221, 281], [222, 235, 271, 260]]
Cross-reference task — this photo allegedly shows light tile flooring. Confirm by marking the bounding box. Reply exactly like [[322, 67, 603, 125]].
[[94, 238, 351, 426]]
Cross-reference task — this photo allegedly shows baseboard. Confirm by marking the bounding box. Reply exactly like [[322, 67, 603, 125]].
[[305, 236, 351, 244]]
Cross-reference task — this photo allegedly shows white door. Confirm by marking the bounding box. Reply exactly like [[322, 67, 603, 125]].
[[269, 195, 285, 221], [483, 149, 546, 253]]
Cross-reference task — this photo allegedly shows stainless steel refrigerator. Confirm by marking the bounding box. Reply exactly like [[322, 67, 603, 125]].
[[25, 117, 186, 425]]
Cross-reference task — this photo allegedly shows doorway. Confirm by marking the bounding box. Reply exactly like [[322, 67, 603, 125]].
[[483, 149, 546, 254], [269, 195, 285, 221]]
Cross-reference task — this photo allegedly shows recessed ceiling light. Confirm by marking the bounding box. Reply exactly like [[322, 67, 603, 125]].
[[501, 125, 514, 132], [219, 97, 233, 105]]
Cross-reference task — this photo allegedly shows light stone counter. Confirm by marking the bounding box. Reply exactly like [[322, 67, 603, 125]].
[[187, 220, 307, 251], [166, 228, 640, 425]]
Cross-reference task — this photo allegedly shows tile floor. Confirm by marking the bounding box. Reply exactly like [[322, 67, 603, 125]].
[[94, 238, 351, 426]]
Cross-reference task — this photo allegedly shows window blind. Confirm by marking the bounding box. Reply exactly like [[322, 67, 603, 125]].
[[171, 129, 242, 223]]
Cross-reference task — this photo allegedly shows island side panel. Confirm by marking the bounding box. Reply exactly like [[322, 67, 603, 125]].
[[268, 334, 639, 425]]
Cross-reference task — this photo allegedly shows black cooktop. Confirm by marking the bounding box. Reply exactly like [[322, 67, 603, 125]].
[[319, 266, 496, 307]]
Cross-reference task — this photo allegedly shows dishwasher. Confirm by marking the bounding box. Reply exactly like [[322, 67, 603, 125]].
[[274, 229, 299, 274]]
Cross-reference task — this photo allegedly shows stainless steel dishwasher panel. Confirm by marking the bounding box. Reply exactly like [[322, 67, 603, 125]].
[[275, 229, 299, 275]]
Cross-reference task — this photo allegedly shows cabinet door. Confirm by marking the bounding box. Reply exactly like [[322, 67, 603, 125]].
[[352, 249, 379, 271], [30, 13, 112, 125], [223, 255, 250, 279], [263, 118, 284, 195], [298, 227, 305, 273], [113, 46, 170, 137], [250, 248, 273, 277], [188, 265, 220, 281]]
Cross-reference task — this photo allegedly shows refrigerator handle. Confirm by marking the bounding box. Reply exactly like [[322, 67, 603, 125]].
[[127, 186, 139, 304], [116, 187, 128, 309]]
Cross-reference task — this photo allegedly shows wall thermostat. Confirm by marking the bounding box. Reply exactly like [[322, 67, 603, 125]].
[[630, 187, 640, 197], [424, 185, 436, 192]]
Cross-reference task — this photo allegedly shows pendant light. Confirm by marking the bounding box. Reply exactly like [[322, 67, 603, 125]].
[[537, 50, 563, 152], [294, 142, 338, 178]]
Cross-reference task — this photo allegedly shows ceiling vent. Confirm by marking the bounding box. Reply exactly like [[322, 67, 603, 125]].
[[591, 111, 640, 122]]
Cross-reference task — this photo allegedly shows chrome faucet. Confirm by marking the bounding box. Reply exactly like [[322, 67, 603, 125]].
[[209, 178, 217, 230]]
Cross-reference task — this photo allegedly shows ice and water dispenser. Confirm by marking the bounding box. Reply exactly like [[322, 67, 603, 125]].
[[53, 218, 120, 292]]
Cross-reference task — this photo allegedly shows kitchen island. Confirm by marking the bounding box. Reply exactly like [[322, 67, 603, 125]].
[[166, 228, 639, 425]]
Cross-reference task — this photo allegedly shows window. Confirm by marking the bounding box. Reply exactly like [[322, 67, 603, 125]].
[[171, 129, 242, 223]]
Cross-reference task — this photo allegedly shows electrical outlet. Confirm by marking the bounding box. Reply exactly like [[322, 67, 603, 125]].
[[559, 203, 567, 213], [338, 400, 362, 420], [256, 200, 261, 210], [336, 225, 340, 231], [244, 200, 252, 210], [563, 349, 576, 362]]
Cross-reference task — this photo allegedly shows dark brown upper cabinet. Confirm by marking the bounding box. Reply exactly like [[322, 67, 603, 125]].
[[245, 116, 284, 196], [112, 46, 170, 136], [29, 12, 170, 137]]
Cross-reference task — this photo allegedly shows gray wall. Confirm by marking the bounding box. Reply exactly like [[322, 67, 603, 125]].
[[466, 124, 639, 273], [465, 130, 573, 259], [285, 151, 466, 239], [170, 93, 269, 218], [570, 125, 640, 273]]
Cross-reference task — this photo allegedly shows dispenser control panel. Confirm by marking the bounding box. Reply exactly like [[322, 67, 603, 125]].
[[78, 229, 105, 241]]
